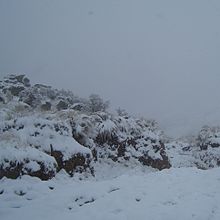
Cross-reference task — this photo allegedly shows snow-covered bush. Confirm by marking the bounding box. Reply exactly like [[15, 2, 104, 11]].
[[88, 94, 109, 113], [0, 115, 93, 179], [70, 111, 171, 170], [194, 126, 220, 168]]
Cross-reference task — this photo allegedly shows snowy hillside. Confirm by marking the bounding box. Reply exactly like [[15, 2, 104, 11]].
[[1, 74, 220, 219], [0, 74, 173, 180], [1, 74, 220, 178]]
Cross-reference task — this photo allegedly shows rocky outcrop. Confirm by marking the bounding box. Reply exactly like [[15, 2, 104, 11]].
[[0, 146, 57, 180], [51, 150, 92, 175], [0, 160, 56, 180], [138, 143, 171, 170], [71, 112, 171, 170]]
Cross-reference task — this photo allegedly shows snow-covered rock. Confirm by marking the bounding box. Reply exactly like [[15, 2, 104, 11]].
[[71, 112, 171, 170], [0, 114, 93, 179]]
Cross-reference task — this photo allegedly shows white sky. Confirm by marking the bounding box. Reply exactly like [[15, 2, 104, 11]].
[[0, 0, 220, 137]]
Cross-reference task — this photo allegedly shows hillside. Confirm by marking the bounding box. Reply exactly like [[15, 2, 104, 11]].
[[1, 74, 220, 219], [0, 74, 220, 180]]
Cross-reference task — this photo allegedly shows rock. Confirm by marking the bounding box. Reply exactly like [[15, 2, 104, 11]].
[[51, 149, 92, 176], [94, 135, 171, 170], [138, 151, 171, 170], [0, 160, 57, 180]]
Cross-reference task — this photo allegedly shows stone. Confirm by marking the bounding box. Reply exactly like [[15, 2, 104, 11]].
[[0, 161, 56, 180], [50, 148, 92, 176]]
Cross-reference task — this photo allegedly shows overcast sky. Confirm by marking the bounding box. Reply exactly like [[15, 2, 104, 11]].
[[0, 0, 220, 137]]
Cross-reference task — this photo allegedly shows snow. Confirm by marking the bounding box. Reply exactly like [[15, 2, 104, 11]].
[[98, 119, 117, 133], [210, 137, 220, 145], [165, 141, 197, 168], [0, 115, 92, 164], [0, 144, 57, 171], [24, 161, 41, 172], [147, 148, 162, 160], [1, 167, 220, 220]]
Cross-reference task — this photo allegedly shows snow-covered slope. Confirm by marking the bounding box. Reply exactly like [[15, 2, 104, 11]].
[[1, 167, 220, 220], [1, 74, 220, 219], [0, 74, 172, 180]]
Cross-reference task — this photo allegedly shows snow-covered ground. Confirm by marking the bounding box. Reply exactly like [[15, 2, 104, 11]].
[[1, 166, 220, 220]]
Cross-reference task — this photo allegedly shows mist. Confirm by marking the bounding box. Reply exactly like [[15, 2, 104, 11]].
[[0, 0, 220, 137]]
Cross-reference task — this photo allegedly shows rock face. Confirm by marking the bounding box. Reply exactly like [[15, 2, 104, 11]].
[[51, 149, 92, 176], [138, 143, 171, 170], [0, 146, 57, 180], [0, 160, 56, 180]]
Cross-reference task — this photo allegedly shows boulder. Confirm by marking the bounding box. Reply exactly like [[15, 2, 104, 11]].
[[0, 161, 56, 180], [0, 147, 57, 180], [51, 148, 92, 176]]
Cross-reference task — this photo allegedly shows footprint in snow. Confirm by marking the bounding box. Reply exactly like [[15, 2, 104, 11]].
[[14, 190, 26, 196], [108, 187, 120, 193], [135, 198, 141, 202], [112, 208, 123, 214], [74, 196, 96, 207], [162, 201, 177, 206]]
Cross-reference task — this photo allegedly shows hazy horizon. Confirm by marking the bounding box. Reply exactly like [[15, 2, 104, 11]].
[[1, 0, 220, 137]]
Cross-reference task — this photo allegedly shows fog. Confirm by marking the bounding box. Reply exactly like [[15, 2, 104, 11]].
[[0, 0, 220, 137]]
